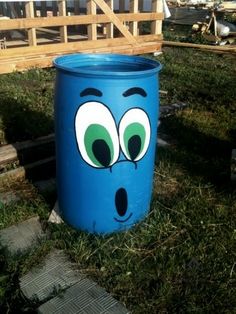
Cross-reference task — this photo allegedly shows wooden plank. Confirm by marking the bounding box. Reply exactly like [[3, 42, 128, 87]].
[[0, 166, 26, 182], [0, 40, 162, 74], [105, 0, 114, 38], [82, 41, 162, 55], [0, 39, 162, 65], [0, 57, 53, 74], [58, 0, 68, 43], [0, 13, 163, 30], [93, 0, 137, 45], [0, 34, 163, 59], [87, 0, 97, 40], [0, 134, 55, 166], [25, 1, 37, 46], [163, 41, 236, 52], [0, 157, 55, 183], [151, 0, 163, 35], [130, 0, 139, 36], [0, 36, 162, 63]]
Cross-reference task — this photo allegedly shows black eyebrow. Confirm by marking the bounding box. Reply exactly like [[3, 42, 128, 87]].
[[80, 88, 102, 97], [123, 87, 147, 98]]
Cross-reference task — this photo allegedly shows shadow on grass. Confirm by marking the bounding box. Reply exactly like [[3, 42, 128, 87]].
[[0, 95, 53, 144], [0, 88, 56, 183], [158, 115, 233, 189]]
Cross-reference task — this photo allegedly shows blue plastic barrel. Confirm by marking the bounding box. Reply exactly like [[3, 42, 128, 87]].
[[53, 54, 162, 234]]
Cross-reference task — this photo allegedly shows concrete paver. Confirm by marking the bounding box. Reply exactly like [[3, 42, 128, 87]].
[[20, 249, 84, 302], [0, 216, 45, 254], [37, 279, 129, 314]]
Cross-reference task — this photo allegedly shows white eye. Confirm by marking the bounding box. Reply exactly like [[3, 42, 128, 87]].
[[119, 108, 151, 162], [75, 102, 119, 168]]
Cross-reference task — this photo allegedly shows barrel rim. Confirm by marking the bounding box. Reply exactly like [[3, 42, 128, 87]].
[[53, 53, 162, 78]]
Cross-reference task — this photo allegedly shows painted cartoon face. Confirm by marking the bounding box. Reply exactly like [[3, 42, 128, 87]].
[[72, 86, 156, 232], [54, 54, 161, 234]]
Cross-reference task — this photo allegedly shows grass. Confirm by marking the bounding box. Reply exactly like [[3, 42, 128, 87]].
[[46, 162, 236, 313], [0, 68, 54, 144], [0, 47, 236, 313]]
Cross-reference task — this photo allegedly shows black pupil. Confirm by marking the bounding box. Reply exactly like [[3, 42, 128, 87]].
[[92, 139, 111, 167], [128, 135, 141, 160]]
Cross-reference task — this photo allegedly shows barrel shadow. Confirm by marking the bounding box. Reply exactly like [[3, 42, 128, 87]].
[[157, 115, 233, 189]]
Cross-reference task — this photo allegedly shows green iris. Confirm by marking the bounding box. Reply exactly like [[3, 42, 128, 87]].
[[84, 124, 114, 167], [123, 122, 146, 160]]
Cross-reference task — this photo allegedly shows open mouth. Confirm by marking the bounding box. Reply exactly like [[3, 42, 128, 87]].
[[114, 187, 133, 223]]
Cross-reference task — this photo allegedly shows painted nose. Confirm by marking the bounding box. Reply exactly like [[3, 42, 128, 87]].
[[115, 188, 128, 217]]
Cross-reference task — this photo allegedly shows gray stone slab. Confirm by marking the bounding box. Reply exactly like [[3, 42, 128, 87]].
[[0, 216, 45, 255], [20, 249, 84, 302], [0, 191, 21, 205], [37, 279, 129, 314]]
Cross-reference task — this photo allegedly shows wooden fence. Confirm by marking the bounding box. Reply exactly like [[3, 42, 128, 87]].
[[0, 0, 163, 74]]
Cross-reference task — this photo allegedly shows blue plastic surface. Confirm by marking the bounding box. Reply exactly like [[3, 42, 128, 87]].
[[53, 54, 162, 234]]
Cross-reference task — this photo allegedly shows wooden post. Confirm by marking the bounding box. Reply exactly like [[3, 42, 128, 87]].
[[213, 12, 217, 37], [58, 0, 68, 43], [151, 0, 162, 35], [130, 0, 138, 36], [87, 0, 97, 40], [93, 0, 137, 44], [105, 0, 113, 38], [25, 1, 37, 46]]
